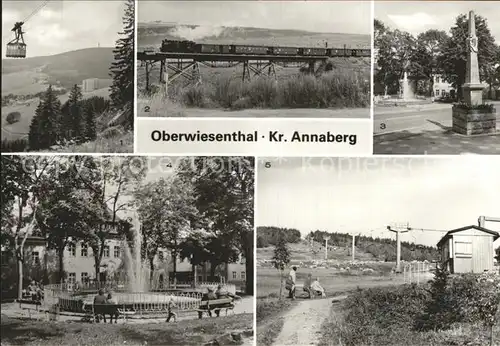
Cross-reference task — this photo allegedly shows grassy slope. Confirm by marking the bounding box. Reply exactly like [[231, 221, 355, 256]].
[[1, 88, 110, 142], [2, 47, 114, 95], [1, 313, 253, 346]]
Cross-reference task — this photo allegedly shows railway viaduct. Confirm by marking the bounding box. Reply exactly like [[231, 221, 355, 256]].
[[137, 47, 370, 91]]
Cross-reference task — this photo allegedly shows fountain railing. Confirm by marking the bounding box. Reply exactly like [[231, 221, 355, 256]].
[[42, 281, 237, 314]]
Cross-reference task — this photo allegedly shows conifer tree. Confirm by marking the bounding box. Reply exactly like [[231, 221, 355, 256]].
[[27, 85, 62, 150], [109, 0, 134, 130], [68, 84, 83, 141], [84, 104, 97, 141]]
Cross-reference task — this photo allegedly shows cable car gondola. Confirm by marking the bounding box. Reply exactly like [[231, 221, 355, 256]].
[[6, 22, 26, 58], [5, 0, 50, 59]]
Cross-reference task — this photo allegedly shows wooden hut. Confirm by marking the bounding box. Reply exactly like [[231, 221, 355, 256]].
[[437, 225, 499, 273]]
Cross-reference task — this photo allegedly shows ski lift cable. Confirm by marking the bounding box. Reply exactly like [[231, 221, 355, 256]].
[[3, 1, 50, 42], [22, 0, 51, 25]]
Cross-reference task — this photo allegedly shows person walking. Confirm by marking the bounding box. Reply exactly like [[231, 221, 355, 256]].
[[285, 266, 298, 300]]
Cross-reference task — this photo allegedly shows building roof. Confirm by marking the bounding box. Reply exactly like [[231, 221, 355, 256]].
[[436, 225, 500, 248]]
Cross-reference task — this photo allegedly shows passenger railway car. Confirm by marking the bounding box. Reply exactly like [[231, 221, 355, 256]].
[[160, 39, 370, 58], [272, 47, 300, 56]]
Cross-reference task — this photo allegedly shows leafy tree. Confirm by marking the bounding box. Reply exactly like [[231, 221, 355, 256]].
[[78, 156, 147, 284], [414, 30, 449, 96], [134, 175, 198, 287], [272, 232, 291, 299], [374, 22, 419, 95], [439, 13, 498, 99], [495, 246, 500, 265], [109, 0, 134, 130], [0, 156, 53, 298], [28, 86, 62, 150], [177, 157, 255, 294]]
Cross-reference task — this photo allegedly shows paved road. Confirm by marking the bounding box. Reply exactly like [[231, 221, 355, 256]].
[[373, 103, 500, 154], [374, 105, 453, 135]]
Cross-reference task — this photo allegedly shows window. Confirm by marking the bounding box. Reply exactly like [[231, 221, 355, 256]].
[[113, 246, 120, 258], [158, 251, 164, 261], [81, 272, 88, 283], [436, 76, 441, 83], [103, 245, 110, 258], [455, 241, 472, 257], [232, 271, 237, 279], [68, 243, 76, 257], [68, 272, 76, 284], [241, 271, 245, 280], [31, 251, 40, 265], [81, 243, 88, 257], [441, 90, 445, 96]]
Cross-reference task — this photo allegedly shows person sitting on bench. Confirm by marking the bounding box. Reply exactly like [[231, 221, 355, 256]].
[[199, 288, 218, 318], [310, 278, 326, 297], [303, 273, 313, 299], [93, 289, 108, 323], [214, 284, 237, 316], [106, 292, 119, 324]]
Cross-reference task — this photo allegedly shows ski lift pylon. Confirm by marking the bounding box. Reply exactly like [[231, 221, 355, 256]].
[[6, 22, 26, 58]]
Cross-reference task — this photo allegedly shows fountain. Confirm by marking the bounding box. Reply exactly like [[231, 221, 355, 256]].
[[122, 212, 149, 292], [42, 211, 238, 318], [400, 71, 415, 100], [376, 69, 431, 107]]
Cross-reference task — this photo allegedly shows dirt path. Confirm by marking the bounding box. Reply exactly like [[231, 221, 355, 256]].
[[272, 296, 347, 346]]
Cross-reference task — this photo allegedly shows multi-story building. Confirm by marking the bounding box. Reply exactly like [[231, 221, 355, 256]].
[[433, 75, 455, 98], [1, 235, 246, 296]]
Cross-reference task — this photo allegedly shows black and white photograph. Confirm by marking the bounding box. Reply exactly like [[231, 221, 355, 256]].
[[256, 157, 500, 346], [1, 156, 254, 345], [1, 1, 134, 153], [373, 1, 500, 154], [137, 0, 371, 118]]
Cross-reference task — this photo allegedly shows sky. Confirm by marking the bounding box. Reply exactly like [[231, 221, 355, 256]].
[[257, 156, 500, 249], [375, 1, 500, 44], [2, 1, 126, 58], [138, 1, 371, 35]]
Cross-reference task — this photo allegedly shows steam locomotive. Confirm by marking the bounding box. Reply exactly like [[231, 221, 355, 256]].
[[160, 40, 370, 58]]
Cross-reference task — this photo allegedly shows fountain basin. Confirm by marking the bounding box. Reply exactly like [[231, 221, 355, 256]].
[[57, 291, 202, 314]]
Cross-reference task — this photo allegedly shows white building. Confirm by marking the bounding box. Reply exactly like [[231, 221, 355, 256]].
[[433, 75, 454, 98], [82, 78, 100, 92], [1, 235, 246, 294]]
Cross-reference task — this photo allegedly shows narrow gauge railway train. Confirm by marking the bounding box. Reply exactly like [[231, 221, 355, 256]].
[[161, 40, 370, 57]]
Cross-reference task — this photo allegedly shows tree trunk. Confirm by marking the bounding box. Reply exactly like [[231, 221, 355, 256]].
[[58, 249, 65, 284], [17, 259, 23, 300], [279, 269, 283, 300], [243, 232, 254, 295], [94, 255, 100, 288], [192, 264, 197, 288], [172, 249, 177, 289], [149, 257, 155, 288]]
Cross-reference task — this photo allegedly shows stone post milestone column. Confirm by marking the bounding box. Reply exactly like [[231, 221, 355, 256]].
[[452, 10, 497, 135], [463, 11, 485, 105]]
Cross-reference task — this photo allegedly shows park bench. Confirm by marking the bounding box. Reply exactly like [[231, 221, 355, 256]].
[[89, 304, 137, 323], [17, 299, 42, 319], [196, 298, 235, 319]]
